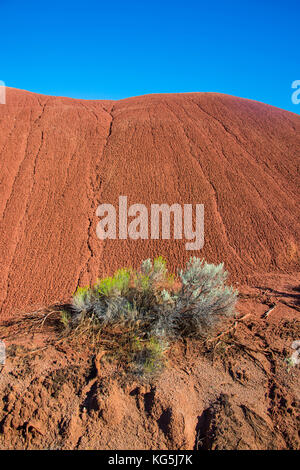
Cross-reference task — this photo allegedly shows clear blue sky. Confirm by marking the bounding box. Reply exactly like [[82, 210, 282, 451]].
[[1, 0, 299, 113]]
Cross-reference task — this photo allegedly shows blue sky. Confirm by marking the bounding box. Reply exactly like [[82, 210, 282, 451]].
[[1, 0, 299, 113]]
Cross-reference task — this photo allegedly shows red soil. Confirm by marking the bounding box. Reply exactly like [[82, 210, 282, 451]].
[[0, 88, 299, 320], [0, 276, 299, 450]]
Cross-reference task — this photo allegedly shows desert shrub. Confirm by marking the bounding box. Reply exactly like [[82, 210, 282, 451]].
[[69, 257, 237, 337], [64, 257, 237, 375]]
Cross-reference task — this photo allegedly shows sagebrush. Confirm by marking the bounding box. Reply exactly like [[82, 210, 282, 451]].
[[70, 256, 237, 337], [60, 256, 237, 374]]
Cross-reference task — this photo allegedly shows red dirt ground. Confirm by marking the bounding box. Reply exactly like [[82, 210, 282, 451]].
[[0, 276, 299, 450], [0, 88, 299, 320]]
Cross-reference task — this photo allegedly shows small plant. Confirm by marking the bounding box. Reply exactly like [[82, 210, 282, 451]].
[[130, 335, 168, 376], [60, 310, 71, 329], [59, 257, 237, 375]]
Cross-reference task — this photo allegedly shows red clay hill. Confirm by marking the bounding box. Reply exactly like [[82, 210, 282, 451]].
[[0, 88, 299, 320]]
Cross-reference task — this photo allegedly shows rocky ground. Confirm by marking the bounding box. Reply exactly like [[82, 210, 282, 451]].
[[0, 275, 299, 450]]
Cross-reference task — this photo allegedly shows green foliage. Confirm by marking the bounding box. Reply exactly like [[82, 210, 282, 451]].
[[131, 335, 167, 376], [95, 268, 131, 297], [60, 310, 71, 329], [72, 286, 92, 310], [133, 272, 151, 292]]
